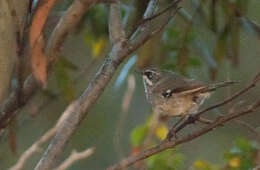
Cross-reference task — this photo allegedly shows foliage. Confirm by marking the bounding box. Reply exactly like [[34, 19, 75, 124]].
[[130, 116, 259, 170], [54, 57, 77, 102], [2, 0, 260, 169], [223, 138, 259, 170], [130, 121, 185, 169], [193, 160, 219, 170], [55, 0, 260, 91], [147, 150, 185, 170], [130, 123, 148, 147], [192, 137, 259, 170]]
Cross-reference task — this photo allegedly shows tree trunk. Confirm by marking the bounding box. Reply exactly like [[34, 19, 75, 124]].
[[0, 0, 30, 104]]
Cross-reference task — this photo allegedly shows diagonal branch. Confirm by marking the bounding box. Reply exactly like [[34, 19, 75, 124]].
[[106, 72, 260, 170], [54, 147, 95, 170], [34, 0, 181, 170], [106, 99, 260, 170], [0, 75, 37, 131], [34, 1, 128, 169], [109, 0, 126, 44], [170, 71, 260, 136], [8, 102, 74, 170], [0, 0, 106, 133], [129, 0, 180, 52], [46, 0, 104, 60], [127, 0, 181, 39]]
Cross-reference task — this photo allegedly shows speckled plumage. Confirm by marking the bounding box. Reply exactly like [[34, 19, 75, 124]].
[[142, 68, 234, 119]]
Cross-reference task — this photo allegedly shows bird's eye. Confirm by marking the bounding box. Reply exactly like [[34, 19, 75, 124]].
[[144, 71, 153, 80], [162, 89, 173, 98]]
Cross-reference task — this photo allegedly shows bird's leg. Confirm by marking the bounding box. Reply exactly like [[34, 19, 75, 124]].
[[167, 114, 203, 140], [197, 117, 213, 124], [166, 115, 188, 140], [172, 115, 187, 129]]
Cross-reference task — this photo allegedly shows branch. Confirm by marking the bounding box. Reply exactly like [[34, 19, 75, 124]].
[[127, 0, 181, 39], [34, 1, 127, 169], [106, 99, 260, 170], [0, 75, 38, 130], [140, 0, 181, 24], [46, 0, 103, 60], [8, 128, 55, 170], [54, 147, 95, 170], [233, 119, 260, 142], [106, 72, 260, 170], [34, 0, 181, 170], [7, 60, 98, 169], [0, 0, 103, 132], [8, 102, 74, 170], [170, 72, 260, 137], [127, 0, 158, 43], [109, 0, 125, 44], [128, 0, 180, 52]]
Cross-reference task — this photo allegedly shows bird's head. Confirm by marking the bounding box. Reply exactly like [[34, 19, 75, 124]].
[[142, 68, 163, 88]]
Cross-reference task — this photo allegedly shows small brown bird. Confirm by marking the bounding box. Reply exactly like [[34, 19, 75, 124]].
[[142, 68, 236, 120]]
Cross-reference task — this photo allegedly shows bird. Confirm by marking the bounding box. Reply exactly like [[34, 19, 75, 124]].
[[141, 67, 236, 121]]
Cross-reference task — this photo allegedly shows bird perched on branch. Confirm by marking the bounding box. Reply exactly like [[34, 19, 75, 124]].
[[141, 68, 236, 121]]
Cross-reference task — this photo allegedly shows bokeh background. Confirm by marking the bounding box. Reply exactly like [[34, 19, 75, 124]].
[[1, 0, 260, 169]]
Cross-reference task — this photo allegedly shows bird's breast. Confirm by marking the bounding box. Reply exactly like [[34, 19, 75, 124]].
[[152, 92, 211, 117]]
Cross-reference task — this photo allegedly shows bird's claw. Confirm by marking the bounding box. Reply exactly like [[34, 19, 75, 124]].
[[166, 128, 178, 141]]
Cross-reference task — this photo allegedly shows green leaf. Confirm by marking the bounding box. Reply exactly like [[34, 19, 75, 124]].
[[84, 31, 95, 47], [130, 124, 148, 147], [189, 57, 201, 67], [193, 160, 218, 170], [59, 57, 78, 71], [54, 57, 76, 102], [223, 138, 259, 170], [147, 150, 185, 170], [166, 28, 180, 39], [86, 5, 109, 35]]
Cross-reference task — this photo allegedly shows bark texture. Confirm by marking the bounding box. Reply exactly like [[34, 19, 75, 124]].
[[0, 0, 17, 104], [0, 0, 30, 104]]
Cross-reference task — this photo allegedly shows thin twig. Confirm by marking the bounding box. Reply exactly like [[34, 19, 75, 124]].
[[8, 102, 75, 170], [149, 7, 181, 36], [106, 73, 260, 170], [34, 0, 181, 169], [109, 0, 126, 44], [129, 0, 181, 53], [0, 0, 106, 131], [139, 0, 182, 25], [233, 119, 260, 142], [54, 147, 95, 170], [106, 99, 260, 170], [127, 0, 182, 39], [34, 1, 128, 169], [170, 71, 260, 137]]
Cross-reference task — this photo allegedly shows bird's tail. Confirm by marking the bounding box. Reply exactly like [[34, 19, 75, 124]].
[[179, 81, 238, 95], [203, 81, 238, 92]]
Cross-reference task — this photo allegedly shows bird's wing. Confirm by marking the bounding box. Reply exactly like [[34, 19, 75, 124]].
[[177, 81, 238, 94], [152, 73, 206, 95]]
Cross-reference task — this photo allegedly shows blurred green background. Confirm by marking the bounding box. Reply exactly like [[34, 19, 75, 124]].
[[1, 0, 260, 169]]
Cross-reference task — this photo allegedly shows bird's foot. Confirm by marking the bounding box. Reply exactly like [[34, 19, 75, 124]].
[[197, 117, 213, 124], [166, 128, 178, 141], [187, 114, 197, 124]]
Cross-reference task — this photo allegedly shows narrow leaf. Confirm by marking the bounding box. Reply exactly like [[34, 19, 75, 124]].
[[29, 0, 56, 87]]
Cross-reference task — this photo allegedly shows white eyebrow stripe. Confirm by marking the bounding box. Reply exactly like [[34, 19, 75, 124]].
[[143, 76, 153, 86], [166, 89, 171, 93]]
